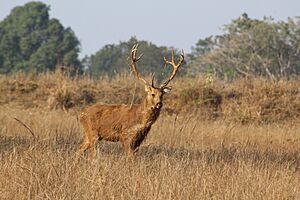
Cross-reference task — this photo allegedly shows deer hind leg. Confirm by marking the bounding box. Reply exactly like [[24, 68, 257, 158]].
[[79, 137, 91, 154], [79, 123, 99, 157], [79, 133, 99, 157], [79, 112, 101, 157], [90, 134, 100, 157]]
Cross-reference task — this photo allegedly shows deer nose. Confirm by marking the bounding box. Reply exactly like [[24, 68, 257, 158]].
[[155, 102, 162, 109]]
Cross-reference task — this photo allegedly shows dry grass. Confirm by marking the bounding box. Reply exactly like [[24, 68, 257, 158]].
[[1, 73, 300, 123], [1, 105, 300, 199], [1, 73, 300, 199]]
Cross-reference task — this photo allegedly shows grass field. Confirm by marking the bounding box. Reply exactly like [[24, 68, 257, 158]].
[[0, 105, 300, 199], [0, 73, 300, 199]]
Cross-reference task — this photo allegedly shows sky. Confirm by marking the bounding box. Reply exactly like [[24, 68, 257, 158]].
[[0, 0, 299, 58]]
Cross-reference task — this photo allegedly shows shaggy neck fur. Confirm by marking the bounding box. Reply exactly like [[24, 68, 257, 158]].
[[130, 96, 162, 150], [140, 97, 162, 126]]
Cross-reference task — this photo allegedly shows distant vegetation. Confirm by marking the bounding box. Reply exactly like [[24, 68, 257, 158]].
[[1, 2, 300, 80], [189, 13, 300, 80], [86, 37, 183, 82], [0, 2, 80, 73]]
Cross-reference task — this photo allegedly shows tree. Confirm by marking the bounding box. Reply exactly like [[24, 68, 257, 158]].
[[88, 37, 184, 82], [0, 2, 81, 73], [187, 36, 216, 77], [189, 13, 300, 80]]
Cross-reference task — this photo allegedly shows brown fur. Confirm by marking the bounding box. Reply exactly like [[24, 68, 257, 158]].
[[79, 86, 166, 157]]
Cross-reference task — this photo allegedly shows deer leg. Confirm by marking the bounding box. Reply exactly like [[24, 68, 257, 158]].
[[126, 147, 134, 158], [79, 137, 91, 154], [79, 130, 99, 158], [133, 146, 141, 154], [79, 143, 92, 156], [121, 139, 134, 158], [90, 135, 99, 158]]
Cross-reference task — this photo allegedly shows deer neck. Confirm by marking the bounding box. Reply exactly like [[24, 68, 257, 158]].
[[138, 97, 162, 126]]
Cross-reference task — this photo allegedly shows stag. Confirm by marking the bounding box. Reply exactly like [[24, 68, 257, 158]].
[[79, 45, 184, 157]]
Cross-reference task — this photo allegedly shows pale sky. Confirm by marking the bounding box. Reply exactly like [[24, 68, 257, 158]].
[[0, 0, 299, 58]]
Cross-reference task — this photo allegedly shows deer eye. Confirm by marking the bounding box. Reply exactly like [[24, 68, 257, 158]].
[[151, 94, 155, 97]]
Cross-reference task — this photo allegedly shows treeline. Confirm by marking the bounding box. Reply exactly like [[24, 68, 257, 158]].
[[189, 13, 300, 81], [0, 2, 80, 74], [84, 37, 181, 82], [1, 2, 300, 80]]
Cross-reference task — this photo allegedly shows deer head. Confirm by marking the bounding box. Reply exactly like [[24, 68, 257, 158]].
[[129, 44, 184, 111]]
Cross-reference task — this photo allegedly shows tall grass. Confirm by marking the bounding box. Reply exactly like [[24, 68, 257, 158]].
[[0, 105, 300, 199]]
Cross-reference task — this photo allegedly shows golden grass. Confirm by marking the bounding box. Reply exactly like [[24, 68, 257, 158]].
[[1, 73, 300, 123], [1, 105, 300, 199]]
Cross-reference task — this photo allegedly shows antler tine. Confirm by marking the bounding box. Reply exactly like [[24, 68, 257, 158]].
[[160, 48, 185, 88], [151, 73, 155, 88], [129, 44, 149, 85]]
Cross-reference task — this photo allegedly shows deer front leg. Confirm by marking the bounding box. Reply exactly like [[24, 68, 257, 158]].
[[121, 133, 136, 158], [126, 146, 134, 158], [121, 139, 134, 158]]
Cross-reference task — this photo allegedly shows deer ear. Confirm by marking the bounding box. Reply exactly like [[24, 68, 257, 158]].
[[163, 87, 172, 93], [145, 85, 151, 92]]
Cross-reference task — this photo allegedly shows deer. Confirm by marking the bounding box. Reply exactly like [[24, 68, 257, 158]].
[[78, 44, 184, 157]]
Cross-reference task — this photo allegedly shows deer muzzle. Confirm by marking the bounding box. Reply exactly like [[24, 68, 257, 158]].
[[155, 102, 163, 109]]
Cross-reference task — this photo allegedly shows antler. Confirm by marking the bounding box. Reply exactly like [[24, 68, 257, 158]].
[[129, 44, 149, 86], [160, 48, 184, 88]]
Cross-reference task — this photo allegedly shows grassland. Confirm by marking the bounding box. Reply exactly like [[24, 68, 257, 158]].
[[0, 73, 300, 199]]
